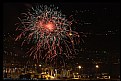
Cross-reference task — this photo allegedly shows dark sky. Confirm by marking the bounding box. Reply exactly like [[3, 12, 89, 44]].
[[3, 3, 120, 32], [3, 2, 120, 52]]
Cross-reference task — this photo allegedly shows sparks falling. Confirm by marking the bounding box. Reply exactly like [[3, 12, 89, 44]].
[[15, 4, 80, 63]]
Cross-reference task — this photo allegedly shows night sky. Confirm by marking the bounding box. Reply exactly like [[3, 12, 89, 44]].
[[3, 2, 120, 51], [3, 2, 120, 77], [3, 2, 120, 67]]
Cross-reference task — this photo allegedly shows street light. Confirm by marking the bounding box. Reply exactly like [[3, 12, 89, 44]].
[[78, 65, 82, 77], [96, 65, 99, 68], [78, 66, 82, 69], [95, 65, 99, 79], [39, 64, 42, 67]]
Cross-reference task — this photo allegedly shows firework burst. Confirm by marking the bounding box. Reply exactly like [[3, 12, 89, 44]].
[[15, 4, 80, 63]]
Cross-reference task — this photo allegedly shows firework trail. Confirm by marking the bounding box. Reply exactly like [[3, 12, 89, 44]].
[[15, 4, 80, 63]]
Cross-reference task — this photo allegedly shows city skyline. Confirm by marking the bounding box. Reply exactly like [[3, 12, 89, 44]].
[[3, 2, 120, 80]]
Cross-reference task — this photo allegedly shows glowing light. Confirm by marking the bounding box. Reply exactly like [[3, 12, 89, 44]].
[[69, 33, 72, 36], [45, 22, 55, 31], [96, 65, 99, 68], [15, 4, 80, 64], [78, 65, 81, 69]]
